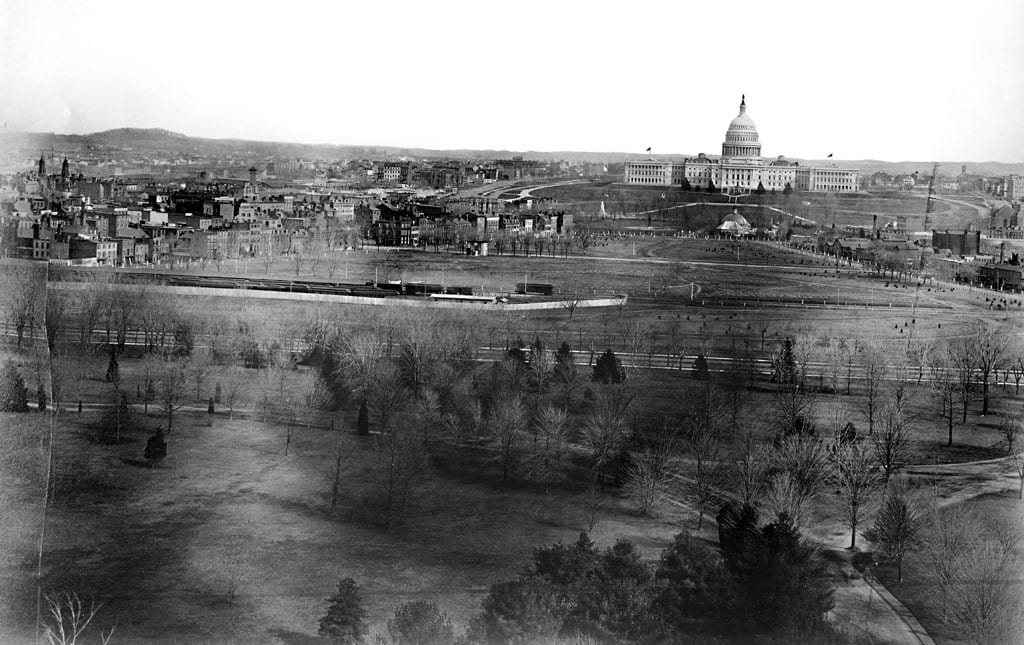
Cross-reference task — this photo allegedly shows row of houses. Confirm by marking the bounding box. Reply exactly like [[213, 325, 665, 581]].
[[370, 199, 575, 250]]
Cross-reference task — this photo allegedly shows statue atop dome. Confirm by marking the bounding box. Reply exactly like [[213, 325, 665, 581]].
[[722, 95, 761, 158]]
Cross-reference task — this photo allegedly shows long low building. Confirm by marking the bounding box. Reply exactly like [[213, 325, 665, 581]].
[[624, 96, 859, 193]]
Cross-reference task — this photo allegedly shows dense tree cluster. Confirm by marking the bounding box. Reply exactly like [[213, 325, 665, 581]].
[[323, 523, 835, 644]]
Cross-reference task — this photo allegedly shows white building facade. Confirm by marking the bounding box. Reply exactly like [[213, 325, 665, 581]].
[[624, 96, 859, 193]]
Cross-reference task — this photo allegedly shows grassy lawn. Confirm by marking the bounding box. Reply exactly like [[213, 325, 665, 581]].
[[0, 389, 698, 642]]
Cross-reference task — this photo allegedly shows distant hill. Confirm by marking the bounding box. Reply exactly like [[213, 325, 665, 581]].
[[2, 128, 1022, 176]]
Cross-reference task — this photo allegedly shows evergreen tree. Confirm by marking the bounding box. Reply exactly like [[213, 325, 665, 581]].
[[105, 349, 119, 383], [528, 532, 599, 587], [144, 430, 167, 466], [755, 181, 766, 195], [0, 360, 30, 412], [652, 532, 733, 637], [318, 578, 368, 644], [554, 341, 575, 381], [693, 354, 710, 381], [721, 512, 834, 635], [592, 349, 624, 384], [357, 400, 369, 436]]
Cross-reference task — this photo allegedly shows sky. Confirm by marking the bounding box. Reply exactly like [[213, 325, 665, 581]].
[[1, 0, 1022, 162]]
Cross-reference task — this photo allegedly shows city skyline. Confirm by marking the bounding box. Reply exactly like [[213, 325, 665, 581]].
[[1, 0, 1022, 163]]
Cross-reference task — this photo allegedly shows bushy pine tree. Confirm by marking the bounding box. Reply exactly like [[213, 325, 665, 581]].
[[592, 350, 624, 384], [318, 578, 368, 644]]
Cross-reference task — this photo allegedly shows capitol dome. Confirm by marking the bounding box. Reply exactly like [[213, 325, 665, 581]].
[[722, 95, 762, 158]]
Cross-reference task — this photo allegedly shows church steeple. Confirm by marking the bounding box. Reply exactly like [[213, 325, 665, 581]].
[[38, 152, 46, 177], [61, 156, 69, 179]]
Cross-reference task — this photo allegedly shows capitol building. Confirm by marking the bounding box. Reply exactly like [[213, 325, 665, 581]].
[[624, 96, 859, 193]]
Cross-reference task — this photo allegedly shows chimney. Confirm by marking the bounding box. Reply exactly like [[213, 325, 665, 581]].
[[1000, 242, 1006, 264], [872, 214, 878, 232]]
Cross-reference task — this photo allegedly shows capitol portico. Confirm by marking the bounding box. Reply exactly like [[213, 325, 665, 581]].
[[624, 96, 859, 193]]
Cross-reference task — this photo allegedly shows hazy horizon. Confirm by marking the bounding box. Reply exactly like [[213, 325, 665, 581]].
[[2, 0, 1022, 163]]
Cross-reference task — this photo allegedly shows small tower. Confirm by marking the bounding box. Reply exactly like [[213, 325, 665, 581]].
[[38, 152, 46, 177], [61, 156, 69, 179], [244, 166, 260, 201]]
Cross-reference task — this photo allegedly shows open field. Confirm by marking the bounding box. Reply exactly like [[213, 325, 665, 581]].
[[530, 182, 985, 233], [2, 230, 1022, 643]]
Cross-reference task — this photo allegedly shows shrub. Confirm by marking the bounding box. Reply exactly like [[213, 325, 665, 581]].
[[466, 578, 566, 645], [1, 360, 30, 412], [387, 600, 455, 645]]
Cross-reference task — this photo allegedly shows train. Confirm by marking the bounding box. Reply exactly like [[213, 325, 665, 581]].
[[48, 269, 489, 299], [515, 282, 555, 296]]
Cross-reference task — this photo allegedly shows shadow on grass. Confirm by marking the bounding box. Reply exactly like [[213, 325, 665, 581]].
[[267, 627, 322, 644]]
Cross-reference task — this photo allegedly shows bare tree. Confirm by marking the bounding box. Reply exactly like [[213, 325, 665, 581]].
[[44, 288, 68, 352], [581, 389, 631, 487], [734, 428, 768, 505], [970, 322, 1010, 415], [832, 440, 883, 549], [624, 430, 678, 517], [397, 325, 437, 396], [1009, 354, 1023, 395], [865, 482, 923, 584], [337, 330, 387, 404], [681, 385, 728, 530], [289, 251, 307, 277], [929, 347, 962, 447], [490, 395, 527, 483], [763, 472, 809, 527], [48, 348, 87, 414], [369, 363, 407, 434], [947, 336, 976, 424], [190, 349, 211, 402], [771, 377, 815, 438], [619, 319, 650, 368], [560, 291, 581, 322], [860, 344, 887, 435], [522, 405, 569, 490], [916, 501, 1021, 639], [373, 416, 432, 528], [221, 366, 244, 420], [157, 359, 188, 434], [41, 592, 113, 645], [7, 265, 45, 348], [769, 435, 830, 526], [873, 400, 913, 481], [945, 533, 1022, 643], [1011, 452, 1024, 500]]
